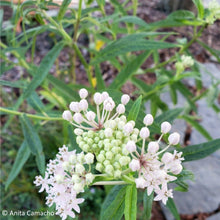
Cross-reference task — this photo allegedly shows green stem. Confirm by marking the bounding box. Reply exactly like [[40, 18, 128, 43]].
[[0, 107, 63, 121]]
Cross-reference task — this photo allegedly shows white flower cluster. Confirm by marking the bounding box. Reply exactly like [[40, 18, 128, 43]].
[[62, 89, 130, 131], [128, 119, 184, 205], [175, 55, 194, 74], [206, 0, 220, 24], [34, 145, 95, 220]]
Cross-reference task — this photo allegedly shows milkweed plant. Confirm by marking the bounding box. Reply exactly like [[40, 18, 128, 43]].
[[1, 0, 220, 220]]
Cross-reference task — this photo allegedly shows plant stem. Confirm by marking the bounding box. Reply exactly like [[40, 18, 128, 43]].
[[0, 107, 63, 121]]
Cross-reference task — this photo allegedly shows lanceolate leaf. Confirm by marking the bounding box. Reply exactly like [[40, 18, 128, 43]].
[[100, 185, 127, 220], [124, 184, 137, 220], [23, 42, 64, 99], [127, 95, 142, 121], [182, 139, 220, 161], [109, 51, 150, 89], [143, 190, 154, 220], [5, 141, 31, 190], [166, 198, 180, 220], [58, 0, 72, 21], [193, 0, 204, 19]]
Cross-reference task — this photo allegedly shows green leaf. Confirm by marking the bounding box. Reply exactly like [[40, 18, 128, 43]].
[[181, 115, 212, 140], [109, 51, 150, 89], [166, 198, 180, 220], [0, 80, 26, 88], [168, 10, 195, 21], [68, 125, 81, 152], [143, 190, 154, 220], [0, 9, 3, 29], [127, 95, 142, 121], [100, 185, 127, 220], [113, 16, 149, 27], [23, 42, 64, 99], [91, 34, 178, 64], [5, 141, 31, 190], [154, 108, 183, 124], [58, 0, 71, 21], [20, 114, 45, 174], [182, 138, 220, 161], [27, 92, 46, 113], [124, 184, 137, 220], [193, 0, 205, 19], [95, 65, 105, 90]]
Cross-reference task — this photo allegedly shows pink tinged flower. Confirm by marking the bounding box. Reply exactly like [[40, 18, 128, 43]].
[[104, 97, 115, 111], [154, 184, 173, 205], [135, 177, 148, 188], [86, 111, 96, 121], [168, 132, 180, 145], [34, 173, 49, 193], [147, 141, 159, 154], [121, 94, 130, 105], [169, 162, 183, 175], [126, 141, 137, 153], [94, 92, 103, 105], [123, 122, 134, 134], [116, 104, 125, 114], [161, 152, 173, 164], [101, 91, 109, 100], [140, 127, 150, 139], [73, 113, 84, 124], [129, 159, 141, 171], [69, 102, 80, 112], [62, 110, 72, 121], [173, 150, 184, 161], [161, 121, 171, 134], [143, 114, 154, 126], [79, 88, 88, 99], [79, 99, 88, 111]]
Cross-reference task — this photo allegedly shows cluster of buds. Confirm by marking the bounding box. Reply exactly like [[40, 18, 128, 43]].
[[62, 89, 130, 131], [34, 145, 95, 220], [175, 55, 194, 74], [206, 0, 220, 24], [128, 119, 184, 204]]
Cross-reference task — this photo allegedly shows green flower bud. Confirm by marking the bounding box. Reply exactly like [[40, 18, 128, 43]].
[[88, 130, 94, 138], [115, 154, 122, 161], [112, 147, 120, 154], [111, 139, 118, 147], [122, 147, 129, 156], [106, 151, 113, 160], [133, 128, 139, 135], [131, 134, 138, 142], [69, 154, 77, 164], [120, 115, 127, 122], [83, 137, 88, 142], [103, 139, 110, 144], [116, 131, 123, 139], [72, 174, 81, 183], [98, 140, 104, 148], [96, 163, 103, 172], [105, 165, 114, 175], [77, 153, 85, 163], [103, 160, 111, 166], [119, 156, 130, 166], [79, 141, 86, 149], [113, 162, 121, 169], [104, 143, 112, 151], [118, 121, 125, 130], [88, 138, 94, 145], [82, 144, 89, 152], [100, 150, 105, 155], [92, 144, 98, 150], [94, 137, 100, 143], [99, 130, 105, 139], [76, 136, 82, 144], [85, 173, 95, 184], [97, 154, 105, 162], [82, 132, 88, 138], [114, 170, 122, 178]]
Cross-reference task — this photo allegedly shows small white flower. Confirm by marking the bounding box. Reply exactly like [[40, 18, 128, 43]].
[[75, 164, 85, 175], [126, 141, 136, 153], [147, 141, 159, 154], [104, 128, 113, 137], [161, 121, 171, 134], [129, 159, 141, 171], [154, 185, 173, 205], [143, 114, 154, 126], [69, 102, 80, 112], [85, 173, 95, 184], [161, 152, 173, 164], [121, 94, 130, 105], [116, 104, 125, 114], [135, 177, 148, 188], [79, 88, 88, 99], [140, 127, 150, 139], [62, 110, 72, 121], [73, 113, 84, 124], [168, 132, 180, 145], [94, 92, 103, 105], [84, 153, 94, 164], [73, 183, 84, 193]]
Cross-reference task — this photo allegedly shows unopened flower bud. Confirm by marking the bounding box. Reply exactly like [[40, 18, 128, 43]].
[[121, 94, 130, 105], [119, 156, 130, 166], [129, 159, 140, 171], [124, 122, 133, 134], [126, 141, 136, 153], [86, 111, 96, 121], [104, 98, 115, 111], [114, 170, 122, 178], [85, 173, 95, 184], [55, 175, 64, 183], [96, 163, 103, 172], [147, 141, 159, 154], [73, 113, 83, 124], [72, 174, 80, 183], [84, 153, 94, 164], [79, 88, 88, 99], [94, 92, 103, 105], [62, 110, 72, 121], [69, 102, 80, 112], [62, 161, 71, 171], [105, 165, 114, 175], [104, 128, 113, 137], [170, 163, 183, 175], [135, 177, 147, 189], [69, 154, 77, 164], [116, 104, 125, 114], [101, 91, 109, 100], [75, 164, 85, 175], [140, 127, 150, 139], [161, 152, 173, 164], [143, 114, 154, 126], [73, 183, 84, 193], [168, 132, 180, 145], [77, 153, 85, 163], [74, 128, 83, 136], [97, 154, 105, 162], [106, 151, 113, 160], [161, 121, 171, 134], [79, 99, 88, 111]]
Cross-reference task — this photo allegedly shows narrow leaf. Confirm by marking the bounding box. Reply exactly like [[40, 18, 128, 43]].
[[58, 0, 72, 21], [193, 0, 204, 19], [166, 198, 180, 220], [127, 95, 142, 121], [95, 65, 105, 90], [143, 190, 154, 220], [100, 185, 127, 220], [124, 184, 137, 220], [5, 141, 31, 189], [182, 138, 220, 161]]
